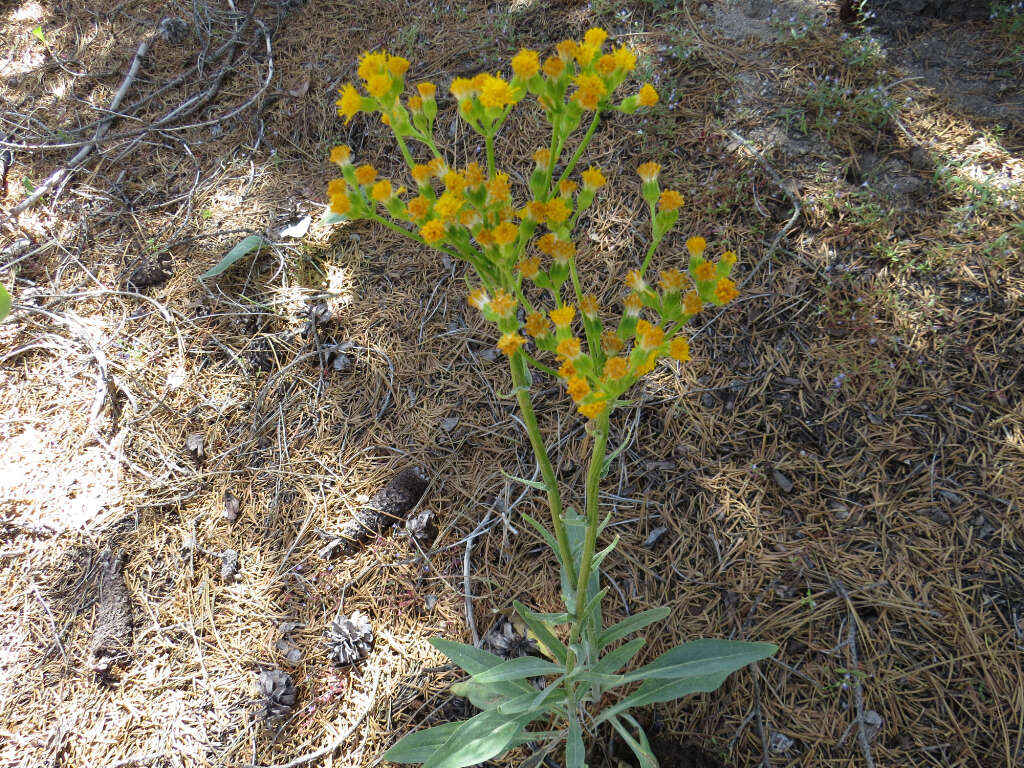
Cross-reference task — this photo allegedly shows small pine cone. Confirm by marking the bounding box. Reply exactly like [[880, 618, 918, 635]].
[[258, 669, 297, 722], [326, 610, 373, 666], [483, 617, 537, 660]]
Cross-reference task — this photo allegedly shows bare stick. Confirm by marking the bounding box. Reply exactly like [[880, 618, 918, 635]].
[[833, 580, 877, 768], [4, 20, 169, 220], [464, 506, 494, 647]]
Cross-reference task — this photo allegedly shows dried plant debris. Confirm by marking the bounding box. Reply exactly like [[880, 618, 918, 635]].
[[125, 250, 173, 289], [642, 526, 669, 548], [222, 490, 239, 522], [257, 669, 297, 723], [320, 467, 429, 557], [220, 549, 240, 582], [185, 433, 205, 463], [89, 548, 134, 674], [483, 616, 538, 660], [405, 508, 438, 544], [326, 611, 373, 666]]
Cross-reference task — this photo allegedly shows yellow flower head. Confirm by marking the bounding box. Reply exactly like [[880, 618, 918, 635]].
[[417, 81, 437, 99], [573, 73, 607, 111], [686, 236, 707, 257], [487, 173, 511, 202], [659, 269, 685, 292], [512, 48, 540, 79], [545, 198, 571, 224], [464, 162, 485, 187], [715, 277, 739, 304], [574, 43, 599, 66], [355, 164, 377, 185], [579, 399, 608, 419], [371, 179, 393, 202], [336, 84, 363, 123], [582, 166, 606, 190], [327, 178, 346, 196], [407, 95, 423, 113], [596, 54, 617, 76], [479, 75, 515, 109], [604, 356, 628, 380], [411, 164, 434, 186], [556, 40, 578, 61], [669, 336, 691, 362], [637, 83, 659, 107], [658, 189, 685, 212], [468, 288, 489, 310], [518, 256, 541, 279], [612, 46, 637, 72], [533, 148, 551, 168], [722, 250, 737, 266], [407, 195, 429, 221], [638, 321, 665, 349], [584, 27, 609, 48], [492, 221, 519, 246], [476, 228, 495, 247], [551, 238, 576, 263], [525, 201, 548, 221], [358, 51, 387, 80], [625, 269, 647, 292], [450, 77, 475, 101], [683, 290, 703, 316], [694, 260, 716, 282], [537, 233, 557, 255], [428, 157, 449, 177], [381, 114, 392, 126], [559, 359, 576, 378], [601, 330, 624, 354], [387, 55, 410, 77], [330, 145, 352, 166], [366, 73, 392, 99], [497, 333, 526, 356], [559, 179, 579, 198], [420, 219, 446, 243], [524, 311, 550, 337], [580, 295, 599, 317], [550, 305, 576, 328], [635, 351, 658, 376], [567, 375, 590, 402], [624, 293, 644, 316], [637, 162, 661, 183], [543, 56, 565, 78], [459, 209, 482, 229], [434, 191, 463, 221], [557, 337, 583, 360], [330, 193, 351, 215], [489, 290, 517, 318], [443, 171, 465, 195]]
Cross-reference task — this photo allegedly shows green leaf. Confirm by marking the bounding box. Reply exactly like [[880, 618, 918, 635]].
[[471, 656, 563, 683], [31, 25, 46, 44], [579, 588, 608, 630], [522, 513, 561, 560], [199, 235, 267, 279], [22, 177, 34, 193], [598, 608, 670, 650], [591, 537, 619, 570], [0, 283, 11, 321], [501, 469, 549, 491], [450, 680, 513, 711], [430, 638, 533, 699], [623, 639, 777, 683], [592, 637, 645, 676], [607, 714, 657, 768], [382, 723, 462, 763], [422, 710, 527, 768], [567, 716, 586, 768], [321, 208, 347, 224], [514, 601, 569, 664]]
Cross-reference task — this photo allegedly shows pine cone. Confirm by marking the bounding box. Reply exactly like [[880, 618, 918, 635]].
[[326, 611, 373, 666], [258, 669, 297, 722], [483, 617, 537, 660]]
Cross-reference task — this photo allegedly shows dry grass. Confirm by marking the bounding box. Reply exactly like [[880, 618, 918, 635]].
[[1, 0, 1022, 767]]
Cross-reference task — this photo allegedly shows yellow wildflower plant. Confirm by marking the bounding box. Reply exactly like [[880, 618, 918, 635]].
[[322, 45, 770, 768]]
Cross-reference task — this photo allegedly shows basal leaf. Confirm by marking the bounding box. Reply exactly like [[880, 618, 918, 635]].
[[199, 235, 266, 279], [592, 637, 645, 676], [567, 716, 586, 768], [514, 601, 569, 664], [382, 723, 462, 764], [0, 283, 11, 321], [598, 608, 670, 650], [622, 639, 777, 683], [470, 655, 563, 683], [423, 710, 527, 768]]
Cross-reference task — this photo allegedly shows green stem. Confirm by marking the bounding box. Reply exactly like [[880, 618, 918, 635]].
[[556, 112, 601, 190], [509, 351, 576, 591], [394, 133, 415, 169], [639, 238, 660, 277], [486, 131, 497, 178], [572, 410, 609, 642]]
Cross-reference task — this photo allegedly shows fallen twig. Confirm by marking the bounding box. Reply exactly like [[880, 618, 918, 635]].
[[833, 580, 877, 768]]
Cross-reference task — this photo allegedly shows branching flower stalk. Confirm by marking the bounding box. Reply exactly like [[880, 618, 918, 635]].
[[324, 29, 775, 768]]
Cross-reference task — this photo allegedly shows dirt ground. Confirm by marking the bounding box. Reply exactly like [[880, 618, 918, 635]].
[[1, 0, 1022, 766]]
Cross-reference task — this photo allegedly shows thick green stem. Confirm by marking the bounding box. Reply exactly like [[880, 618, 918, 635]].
[[572, 410, 609, 639], [486, 132, 497, 177], [394, 133, 415, 169], [557, 112, 601, 189], [509, 351, 576, 590]]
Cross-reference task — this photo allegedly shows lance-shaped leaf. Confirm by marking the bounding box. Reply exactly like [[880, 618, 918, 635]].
[[382, 723, 463, 764], [598, 607, 670, 650], [470, 655, 563, 684]]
